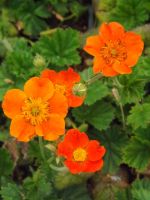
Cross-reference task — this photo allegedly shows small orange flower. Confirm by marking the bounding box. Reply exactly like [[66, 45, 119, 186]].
[[84, 22, 144, 76], [57, 129, 106, 174], [2, 77, 68, 142], [41, 68, 84, 107]]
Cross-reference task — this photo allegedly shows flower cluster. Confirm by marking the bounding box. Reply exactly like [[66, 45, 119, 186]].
[[2, 22, 144, 174]]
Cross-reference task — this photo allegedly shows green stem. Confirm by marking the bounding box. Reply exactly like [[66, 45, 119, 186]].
[[2, 38, 13, 52], [38, 137, 46, 162], [86, 73, 103, 85], [49, 164, 68, 172], [113, 77, 126, 130], [119, 102, 126, 130]]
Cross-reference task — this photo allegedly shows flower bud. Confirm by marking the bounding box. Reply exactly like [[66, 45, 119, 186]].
[[33, 54, 46, 68], [72, 82, 87, 97]]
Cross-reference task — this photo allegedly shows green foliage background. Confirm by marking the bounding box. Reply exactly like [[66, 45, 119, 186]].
[[0, 0, 150, 199]]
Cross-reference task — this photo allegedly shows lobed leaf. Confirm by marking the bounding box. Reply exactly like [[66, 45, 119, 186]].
[[34, 28, 81, 68], [127, 103, 150, 130], [72, 100, 115, 130], [132, 179, 150, 200]]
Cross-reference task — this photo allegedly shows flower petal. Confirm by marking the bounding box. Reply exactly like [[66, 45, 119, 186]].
[[65, 160, 86, 174], [84, 35, 104, 56], [100, 22, 125, 41], [42, 114, 65, 141], [67, 93, 84, 108], [109, 22, 125, 40], [64, 129, 89, 149], [57, 141, 74, 160], [84, 160, 104, 172], [10, 115, 35, 142], [125, 51, 141, 67], [48, 92, 68, 117], [125, 32, 144, 54], [124, 32, 144, 67], [99, 23, 111, 42], [2, 89, 26, 119], [41, 69, 58, 84], [102, 66, 118, 77], [112, 61, 132, 74], [87, 140, 106, 161], [58, 68, 81, 87], [24, 77, 54, 99], [93, 56, 104, 74]]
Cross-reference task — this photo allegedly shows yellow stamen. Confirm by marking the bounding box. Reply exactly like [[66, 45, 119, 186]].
[[73, 148, 87, 162], [22, 97, 49, 125], [100, 40, 127, 64], [55, 84, 66, 95]]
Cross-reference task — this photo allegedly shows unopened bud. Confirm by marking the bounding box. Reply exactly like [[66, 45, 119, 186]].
[[45, 144, 56, 152], [33, 54, 46, 68], [72, 82, 87, 97], [112, 88, 120, 102]]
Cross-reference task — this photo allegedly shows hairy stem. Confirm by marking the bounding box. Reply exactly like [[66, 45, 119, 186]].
[[86, 73, 103, 85], [38, 137, 46, 162], [119, 102, 126, 130]]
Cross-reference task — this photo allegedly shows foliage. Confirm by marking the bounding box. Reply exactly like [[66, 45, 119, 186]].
[[132, 178, 150, 200], [89, 126, 128, 174], [34, 28, 81, 68], [0, 182, 22, 200], [0, 148, 13, 177], [72, 100, 115, 131], [0, 0, 150, 200], [110, 0, 150, 29], [123, 127, 150, 171]]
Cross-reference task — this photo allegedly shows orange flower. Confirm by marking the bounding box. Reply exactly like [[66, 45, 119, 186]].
[[2, 77, 68, 142], [84, 22, 144, 76], [41, 68, 84, 107], [57, 129, 106, 174]]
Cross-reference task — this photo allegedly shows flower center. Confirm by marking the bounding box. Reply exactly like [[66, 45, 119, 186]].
[[22, 97, 49, 125], [55, 84, 66, 95], [100, 40, 127, 65], [73, 148, 87, 162]]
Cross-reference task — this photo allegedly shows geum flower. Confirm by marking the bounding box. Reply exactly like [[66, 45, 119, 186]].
[[41, 68, 85, 108], [2, 77, 68, 142], [57, 129, 106, 174], [84, 22, 144, 76]]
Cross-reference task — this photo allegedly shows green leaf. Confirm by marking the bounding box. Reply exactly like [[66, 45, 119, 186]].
[[80, 67, 93, 82], [9, 0, 50, 35], [87, 102, 115, 130], [72, 105, 90, 123], [0, 148, 13, 176], [0, 38, 37, 100], [116, 57, 149, 105], [117, 75, 145, 105], [91, 126, 128, 173], [54, 171, 92, 190], [123, 133, 150, 171], [127, 103, 150, 130], [59, 184, 92, 200], [34, 28, 81, 68], [110, 0, 149, 29], [72, 100, 115, 130], [84, 80, 109, 105], [0, 183, 22, 200], [70, 1, 87, 18], [132, 179, 150, 200], [116, 189, 132, 200], [135, 126, 150, 141], [23, 170, 52, 200]]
